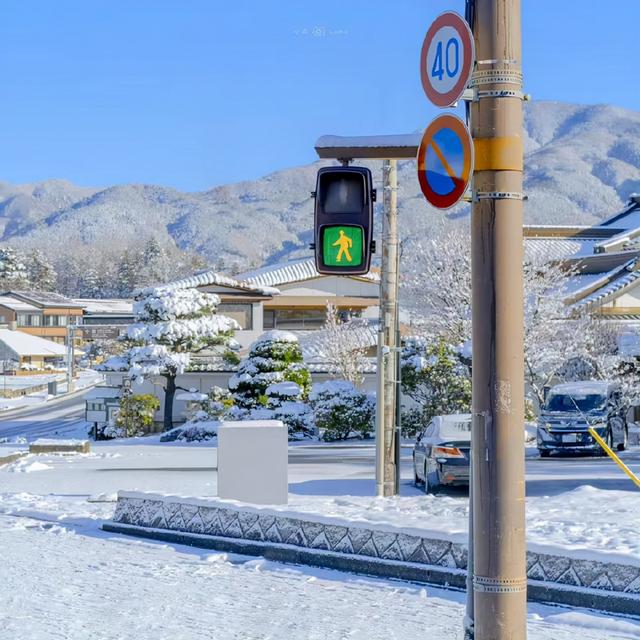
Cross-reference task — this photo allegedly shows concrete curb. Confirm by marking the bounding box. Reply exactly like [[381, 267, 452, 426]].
[[102, 522, 640, 617], [106, 493, 640, 617]]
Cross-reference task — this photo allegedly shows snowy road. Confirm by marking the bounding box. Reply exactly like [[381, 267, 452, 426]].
[[1, 510, 638, 640], [0, 393, 89, 441]]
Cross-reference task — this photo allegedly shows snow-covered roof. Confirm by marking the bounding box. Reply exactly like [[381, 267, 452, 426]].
[[3, 291, 85, 308], [524, 237, 599, 263], [571, 266, 640, 310], [84, 386, 121, 400], [74, 299, 133, 315], [595, 199, 640, 231], [156, 270, 279, 296], [315, 133, 421, 150], [0, 330, 67, 357], [0, 296, 39, 312], [239, 257, 380, 288], [562, 260, 636, 301]]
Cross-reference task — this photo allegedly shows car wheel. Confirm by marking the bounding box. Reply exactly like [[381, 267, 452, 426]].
[[424, 464, 439, 495], [539, 449, 550, 458]]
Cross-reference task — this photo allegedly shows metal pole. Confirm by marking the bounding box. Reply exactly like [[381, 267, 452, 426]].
[[375, 329, 386, 496], [379, 159, 399, 496], [470, 1, 527, 638]]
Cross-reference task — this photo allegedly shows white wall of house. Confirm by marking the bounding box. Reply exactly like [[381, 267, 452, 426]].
[[278, 276, 378, 298]]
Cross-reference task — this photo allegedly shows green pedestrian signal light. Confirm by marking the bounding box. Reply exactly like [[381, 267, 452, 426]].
[[312, 166, 375, 276], [322, 226, 364, 267]]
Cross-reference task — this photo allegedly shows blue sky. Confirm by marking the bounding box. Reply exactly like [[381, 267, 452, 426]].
[[0, 0, 638, 192]]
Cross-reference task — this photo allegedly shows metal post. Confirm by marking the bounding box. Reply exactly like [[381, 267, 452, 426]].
[[375, 330, 386, 497], [376, 158, 399, 497], [470, 1, 527, 638]]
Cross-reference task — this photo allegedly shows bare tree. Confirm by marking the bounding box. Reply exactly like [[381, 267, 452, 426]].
[[321, 303, 372, 386]]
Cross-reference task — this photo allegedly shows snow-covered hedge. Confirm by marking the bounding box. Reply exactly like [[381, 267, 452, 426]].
[[160, 420, 219, 442], [309, 381, 375, 441]]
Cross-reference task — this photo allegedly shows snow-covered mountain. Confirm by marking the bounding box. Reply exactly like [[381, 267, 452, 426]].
[[2, 101, 639, 270]]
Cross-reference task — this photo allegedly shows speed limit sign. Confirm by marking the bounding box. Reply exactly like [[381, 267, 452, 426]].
[[420, 11, 474, 108]]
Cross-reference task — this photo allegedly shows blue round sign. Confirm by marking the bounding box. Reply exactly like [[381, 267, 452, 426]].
[[417, 114, 473, 209]]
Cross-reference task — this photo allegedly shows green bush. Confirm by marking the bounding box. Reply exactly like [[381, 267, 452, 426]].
[[114, 394, 160, 437], [310, 381, 375, 441]]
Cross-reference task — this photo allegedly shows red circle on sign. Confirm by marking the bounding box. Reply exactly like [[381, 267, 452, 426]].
[[417, 114, 473, 210], [420, 11, 474, 108]]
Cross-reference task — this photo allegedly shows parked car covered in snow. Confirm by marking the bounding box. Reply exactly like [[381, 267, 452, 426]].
[[537, 381, 628, 457], [413, 414, 471, 494]]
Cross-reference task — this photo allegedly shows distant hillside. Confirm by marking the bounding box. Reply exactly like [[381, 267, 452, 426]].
[[1, 101, 639, 271]]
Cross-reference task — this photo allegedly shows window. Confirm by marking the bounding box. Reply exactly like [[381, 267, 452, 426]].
[[263, 309, 275, 329], [263, 309, 326, 331], [17, 314, 43, 327], [87, 402, 105, 411], [217, 304, 253, 330]]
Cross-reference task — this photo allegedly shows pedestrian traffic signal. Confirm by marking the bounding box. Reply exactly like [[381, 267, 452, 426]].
[[312, 166, 375, 275]]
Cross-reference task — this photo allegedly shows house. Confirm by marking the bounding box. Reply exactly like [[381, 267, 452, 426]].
[[0, 328, 67, 373], [0, 291, 84, 345], [525, 195, 640, 323], [73, 298, 134, 342], [238, 257, 380, 332], [156, 270, 280, 350]]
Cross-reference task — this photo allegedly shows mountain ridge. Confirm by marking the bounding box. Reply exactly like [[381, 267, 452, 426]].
[[1, 100, 638, 271]]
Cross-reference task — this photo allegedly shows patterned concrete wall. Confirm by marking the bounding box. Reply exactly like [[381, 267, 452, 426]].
[[112, 492, 640, 598]]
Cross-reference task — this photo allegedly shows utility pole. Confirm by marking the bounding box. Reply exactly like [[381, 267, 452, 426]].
[[469, 0, 527, 638], [376, 158, 399, 497]]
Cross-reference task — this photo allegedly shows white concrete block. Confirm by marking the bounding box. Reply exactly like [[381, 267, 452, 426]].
[[217, 420, 288, 505]]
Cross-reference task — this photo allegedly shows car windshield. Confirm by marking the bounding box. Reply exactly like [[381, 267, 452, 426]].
[[545, 392, 606, 413]]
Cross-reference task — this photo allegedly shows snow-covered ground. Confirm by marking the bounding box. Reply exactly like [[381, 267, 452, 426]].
[[1, 430, 639, 637], [1, 509, 639, 639]]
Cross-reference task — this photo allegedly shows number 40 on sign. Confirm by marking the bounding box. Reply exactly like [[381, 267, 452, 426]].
[[420, 11, 474, 108]]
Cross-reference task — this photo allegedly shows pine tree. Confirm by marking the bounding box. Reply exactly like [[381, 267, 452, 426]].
[[116, 249, 143, 296], [401, 336, 472, 434], [229, 331, 312, 412], [25, 249, 57, 291], [0, 247, 29, 290], [105, 286, 239, 430]]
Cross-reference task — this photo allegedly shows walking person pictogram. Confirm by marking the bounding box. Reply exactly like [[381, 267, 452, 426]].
[[332, 229, 353, 262]]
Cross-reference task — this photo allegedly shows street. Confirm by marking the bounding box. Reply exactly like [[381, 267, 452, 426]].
[[2, 393, 640, 498]]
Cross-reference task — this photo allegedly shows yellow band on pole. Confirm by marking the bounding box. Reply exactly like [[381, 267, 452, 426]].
[[473, 137, 523, 171], [588, 427, 640, 490]]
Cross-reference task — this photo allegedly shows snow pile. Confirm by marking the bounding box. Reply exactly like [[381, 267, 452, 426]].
[[7, 458, 52, 473], [160, 420, 220, 443]]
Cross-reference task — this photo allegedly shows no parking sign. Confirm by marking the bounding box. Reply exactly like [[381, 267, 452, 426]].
[[417, 114, 473, 210]]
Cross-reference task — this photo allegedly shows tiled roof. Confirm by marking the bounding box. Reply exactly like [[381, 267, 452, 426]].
[[157, 271, 279, 296], [524, 237, 598, 263], [239, 257, 380, 288], [572, 268, 640, 310]]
